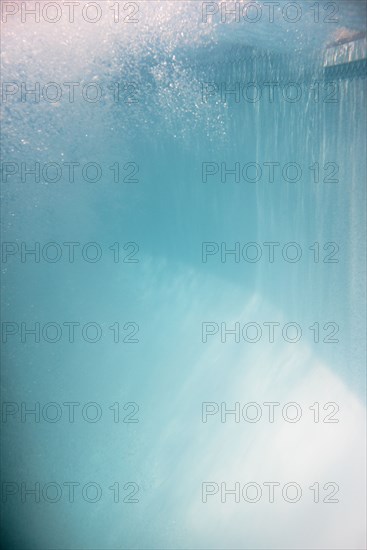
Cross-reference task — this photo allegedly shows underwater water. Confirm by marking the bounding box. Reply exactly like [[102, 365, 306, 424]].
[[1, 1, 366, 548]]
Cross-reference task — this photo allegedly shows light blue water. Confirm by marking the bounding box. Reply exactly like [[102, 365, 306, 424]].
[[1, 1, 366, 549]]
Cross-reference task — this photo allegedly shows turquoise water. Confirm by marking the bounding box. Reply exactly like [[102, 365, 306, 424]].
[[1, 1, 366, 549]]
